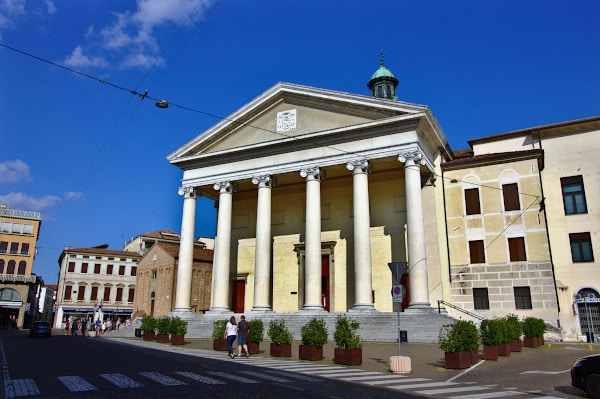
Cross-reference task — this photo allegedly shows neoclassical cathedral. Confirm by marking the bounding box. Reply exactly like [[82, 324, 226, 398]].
[[164, 60, 599, 342]]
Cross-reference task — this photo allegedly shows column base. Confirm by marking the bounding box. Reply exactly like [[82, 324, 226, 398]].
[[250, 306, 273, 313], [172, 306, 191, 313], [206, 307, 232, 314], [349, 304, 375, 312], [300, 305, 326, 313], [405, 303, 433, 313]]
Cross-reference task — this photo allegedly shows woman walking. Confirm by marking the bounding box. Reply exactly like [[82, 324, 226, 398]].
[[224, 316, 238, 359]]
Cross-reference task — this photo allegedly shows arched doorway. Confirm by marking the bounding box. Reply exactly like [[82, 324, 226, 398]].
[[575, 288, 600, 342], [0, 288, 22, 329]]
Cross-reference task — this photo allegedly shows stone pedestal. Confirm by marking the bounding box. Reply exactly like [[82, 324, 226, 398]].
[[390, 355, 411, 374]]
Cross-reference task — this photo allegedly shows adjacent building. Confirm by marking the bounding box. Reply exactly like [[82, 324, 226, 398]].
[[54, 245, 140, 328], [0, 204, 43, 329]]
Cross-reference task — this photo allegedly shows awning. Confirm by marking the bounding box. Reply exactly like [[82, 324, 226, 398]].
[[0, 301, 23, 308]]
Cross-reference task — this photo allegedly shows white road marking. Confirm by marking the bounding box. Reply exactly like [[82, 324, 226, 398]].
[[139, 371, 187, 386], [176, 371, 226, 384], [239, 370, 292, 383], [520, 369, 570, 375], [363, 377, 432, 385], [11, 379, 40, 396], [57, 376, 97, 391], [449, 390, 526, 399], [416, 385, 492, 395], [207, 370, 259, 383], [100, 373, 144, 388]]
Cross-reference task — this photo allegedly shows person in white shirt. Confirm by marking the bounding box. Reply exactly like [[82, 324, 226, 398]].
[[224, 316, 238, 359]]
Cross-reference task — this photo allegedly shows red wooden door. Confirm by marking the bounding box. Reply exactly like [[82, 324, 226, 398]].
[[232, 280, 245, 313], [321, 255, 330, 311]]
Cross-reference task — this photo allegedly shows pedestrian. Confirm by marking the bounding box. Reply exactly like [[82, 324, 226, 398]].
[[224, 316, 237, 359], [95, 319, 101, 337], [106, 319, 112, 332], [237, 315, 250, 358], [101, 321, 106, 334], [71, 319, 78, 336], [64, 319, 70, 335], [80, 318, 87, 337]]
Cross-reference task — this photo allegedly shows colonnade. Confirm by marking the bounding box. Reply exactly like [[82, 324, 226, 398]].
[[173, 151, 431, 313]]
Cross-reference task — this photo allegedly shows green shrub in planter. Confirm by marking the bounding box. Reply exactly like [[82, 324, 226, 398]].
[[522, 317, 545, 337], [480, 319, 504, 346], [267, 319, 293, 345], [334, 315, 362, 349], [301, 318, 328, 347], [504, 314, 523, 341], [439, 320, 479, 352], [169, 317, 188, 336], [140, 315, 157, 333], [248, 319, 264, 343], [156, 316, 171, 335], [212, 319, 227, 340]]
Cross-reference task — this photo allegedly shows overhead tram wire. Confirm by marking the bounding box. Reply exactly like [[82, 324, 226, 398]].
[[1, 42, 545, 204]]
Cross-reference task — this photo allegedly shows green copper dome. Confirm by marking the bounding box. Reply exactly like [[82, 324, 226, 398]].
[[371, 64, 396, 80]]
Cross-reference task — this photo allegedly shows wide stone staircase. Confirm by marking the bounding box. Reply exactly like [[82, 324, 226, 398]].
[[111, 308, 457, 343]]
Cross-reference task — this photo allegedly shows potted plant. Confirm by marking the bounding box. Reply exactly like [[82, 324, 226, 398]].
[[480, 319, 502, 361], [333, 315, 362, 365], [155, 316, 171, 343], [523, 317, 546, 347], [439, 320, 479, 369], [140, 315, 157, 341], [505, 314, 523, 352], [247, 319, 264, 354], [212, 319, 229, 351], [496, 318, 511, 356], [169, 317, 187, 346], [299, 318, 329, 361], [267, 319, 293, 357]]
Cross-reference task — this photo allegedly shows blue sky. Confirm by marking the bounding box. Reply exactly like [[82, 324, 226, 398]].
[[1, 0, 598, 284]]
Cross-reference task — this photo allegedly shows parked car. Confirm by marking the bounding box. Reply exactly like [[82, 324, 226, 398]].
[[29, 320, 51, 337], [572, 353, 600, 399]]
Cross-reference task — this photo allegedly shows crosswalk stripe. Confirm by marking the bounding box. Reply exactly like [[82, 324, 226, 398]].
[[389, 381, 459, 390], [176, 371, 226, 384], [139, 372, 187, 386], [57, 376, 97, 391], [11, 379, 40, 396], [363, 377, 431, 385], [207, 371, 260, 383], [308, 370, 383, 377], [263, 370, 323, 382], [339, 374, 404, 382], [449, 390, 526, 399], [100, 373, 144, 388], [239, 370, 292, 383], [417, 385, 493, 395]]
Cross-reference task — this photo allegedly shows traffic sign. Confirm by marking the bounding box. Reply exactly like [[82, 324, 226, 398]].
[[392, 284, 406, 303]]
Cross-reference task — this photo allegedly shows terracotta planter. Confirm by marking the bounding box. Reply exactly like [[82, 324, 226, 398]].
[[524, 336, 539, 348], [444, 351, 471, 369], [248, 342, 260, 354], [483, 345, 499, 361], [213, 339, 229, 351], [470, 349, 479, 364], [156, 333, 170, 343], [334, 348, 362, 366], [270, 343, 292, 357], [498, 342, 511, 356], [171, 335, 185, 345], [142, 331, 155, 341], [299, 345, 324, 361], [510, 339, 522, 352]]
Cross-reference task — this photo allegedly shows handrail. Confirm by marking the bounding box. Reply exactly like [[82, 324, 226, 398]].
[[438, 300, 486, 321]]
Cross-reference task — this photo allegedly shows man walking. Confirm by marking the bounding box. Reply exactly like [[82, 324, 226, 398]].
[[237, 315, 250, 358]]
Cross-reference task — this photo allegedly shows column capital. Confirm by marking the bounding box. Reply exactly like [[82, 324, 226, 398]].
[[398, 150, 426, 167], [346, 159, 370, 174], [213, 181, 235, 194], [251, 175, 276, 188], [300, 166, 324, 181], [178, 186, 196, 199]]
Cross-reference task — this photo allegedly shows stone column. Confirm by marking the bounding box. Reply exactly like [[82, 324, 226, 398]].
[[210, 181, 234, 313], [300, 167, 324, 311], [347, 160, 374, 311], [398, 151, 431, 308], [251, 175, 273, 312], [173, 186, 196, 312]]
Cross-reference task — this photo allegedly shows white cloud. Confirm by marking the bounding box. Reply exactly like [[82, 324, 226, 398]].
[[66, 0, 213, 70], [0, 0, 26, 30], [63, 45, 108, 68], [64, 191, 84, 200], [0, 192, 60, 212], [0, 159, 31, 183], [45, 0, 56, 15]]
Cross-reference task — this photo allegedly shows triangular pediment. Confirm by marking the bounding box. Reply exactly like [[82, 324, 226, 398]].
[[168, 82, 428, 163]]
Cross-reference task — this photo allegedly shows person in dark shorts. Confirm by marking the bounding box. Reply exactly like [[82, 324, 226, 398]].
[[237, 315, 250, 358]]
